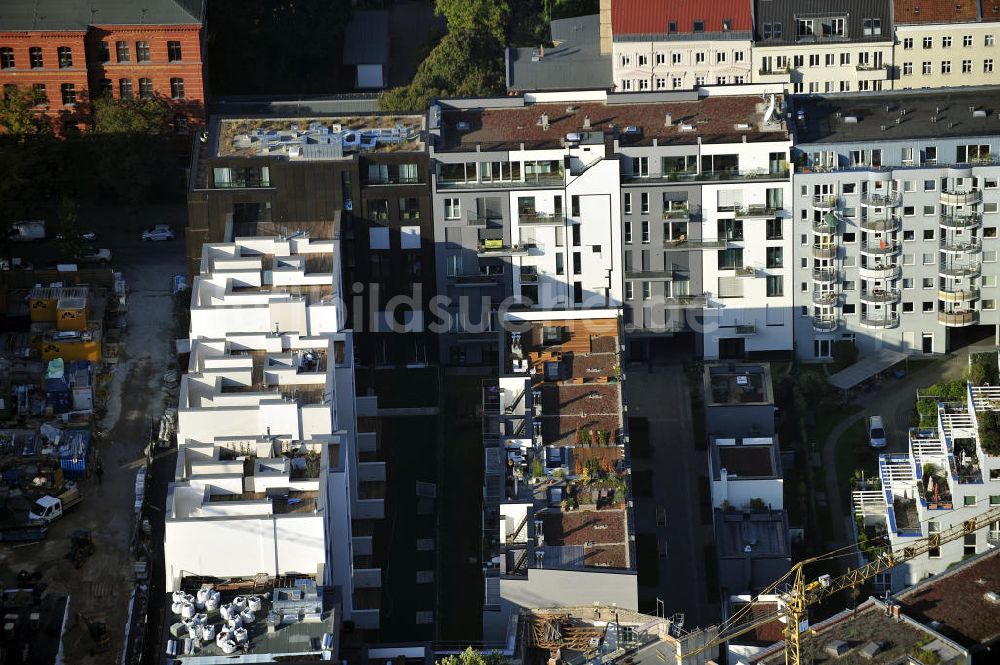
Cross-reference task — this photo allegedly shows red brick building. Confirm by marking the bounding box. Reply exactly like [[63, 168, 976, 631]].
[[0, 0, 205, 134]]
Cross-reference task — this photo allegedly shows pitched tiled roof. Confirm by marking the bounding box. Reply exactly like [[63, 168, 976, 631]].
[[894, 0, 981, 24], [0, 0, 203, 31], [985, 0, 1000, 21], [612, 0, 752, 36]]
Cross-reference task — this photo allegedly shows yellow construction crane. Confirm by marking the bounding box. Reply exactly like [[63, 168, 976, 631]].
[[680, 504, 1000, 665]]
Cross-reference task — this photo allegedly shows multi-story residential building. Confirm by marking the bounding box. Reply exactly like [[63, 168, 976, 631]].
[[752, 0, 894, 95], [429, 95, 624, 365], [618, 93, 793, 360], [854, 351, 1000, 592], [430, 89, 792, 364], [482, 309, 637, 642], [792, 89, 1000, 360], [0, 0, 205, 133], [893, 0, 1000, 90], [187, 110, 437, 366], [166, 236, 384, 630], [610, 0, 754, 92]]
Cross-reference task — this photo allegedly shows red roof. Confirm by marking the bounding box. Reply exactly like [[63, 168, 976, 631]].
[[612, 0, 753, 36]]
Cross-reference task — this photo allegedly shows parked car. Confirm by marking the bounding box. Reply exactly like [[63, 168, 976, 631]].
[[0, 257, 33, 270], [29, 487, 84, 523], [7, 220, 46, 242], [142, 225, 175, 241], [76, 248, 113, 265], [55, 231, 97, 242], [868, 416, 888, 449]]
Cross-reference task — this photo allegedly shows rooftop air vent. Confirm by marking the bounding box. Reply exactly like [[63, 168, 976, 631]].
[[735, 122, 752, 130], [679, 123, 695, 132], [844, 115, 860, 124], [623, 125, 642, 136], [456, 121, 470, 131], [974, 109, 988, 118]]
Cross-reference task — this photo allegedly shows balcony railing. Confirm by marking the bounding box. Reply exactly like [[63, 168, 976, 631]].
[[812, 268, 840, 283], [437, 174, 565, 190], [466, 213, 502, 226], [812, 291, 840, 306], [938, 310, 979, 326], [622, 168, 789, 185], [861, 312, 900, 329], [734, 323, 757, 335], [859, 264, 901, 280], [861, 288, 900, 304], [813, 218, 840, 234], [735, 266, 757, 278], [939, 214, 981, 229], [813, 316, 840, 332], [454, 272, 502, 286], [861, 241, 901, 256], [518, 212, 565, 225], [734, 204, 780, 219], [813, 195, 838, 210], [939, 189, 982, 206], [855, 63, 890, 79], [519, 268, 539, 283], [860, 216, 901, 232], [939, 262, 981, 277], [477, 242, 541, 256], [861, 192, 901, 207], [663, 238, 728, 250], [664, 294, 708, 307], [939, 237, 982, 253], [662, 208, 690, 219], [938, 288, 979, 303]]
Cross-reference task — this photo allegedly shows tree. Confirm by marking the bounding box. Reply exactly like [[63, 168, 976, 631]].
[[435, 0, 510, 44], [54, 197, 87, 261], [438, 647, 509, 665], [0, 87, 52, 136], [379, 31, 505, 111], [92, 95, 171, 135]]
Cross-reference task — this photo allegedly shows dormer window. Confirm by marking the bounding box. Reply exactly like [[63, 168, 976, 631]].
[[723, 19, 732, 31], [798, 19, 814, 37], [668, 21, 677, 33], [693, 20, 704, 32]]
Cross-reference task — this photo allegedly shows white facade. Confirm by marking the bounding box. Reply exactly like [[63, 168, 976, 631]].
[[708, 437, 784, 511], [752, 43, 892, 94], [165, 236, 381, 630], [894, 23, 1000, 91], [613, 39, 753, 91]]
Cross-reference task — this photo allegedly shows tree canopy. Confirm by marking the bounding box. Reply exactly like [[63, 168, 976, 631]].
[[434, 0, 510, 44], [92, 95, 171, 135], [437, 647, 509, 665], [0, 87, 53, 136]]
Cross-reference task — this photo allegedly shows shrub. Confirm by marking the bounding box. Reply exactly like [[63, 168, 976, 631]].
[[969, 353, 999, 386], [529, 456, 544, 479], [979, 410, 1000, 455]]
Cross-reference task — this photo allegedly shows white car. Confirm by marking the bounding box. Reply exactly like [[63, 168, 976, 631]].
[[868, 416, 888, 449], [77, 248, 112, 265], [142, 225, 175, 241]]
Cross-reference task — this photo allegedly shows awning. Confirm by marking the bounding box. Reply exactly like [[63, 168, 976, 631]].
[[828, 348, 908, 390]]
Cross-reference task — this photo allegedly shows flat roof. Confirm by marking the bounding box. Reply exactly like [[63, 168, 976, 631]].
[[705, 363, 773, 406], [712, 438, 779, 478], [896, 549, 1000, 651], [439, 94, 788, 151], [828, 349, 907, 390], [539, 509, 630, 569], [508, 14, 612, 92], [715, 509, 789, 558], [752, 599, 966, 665], [342, 10, 389, 65], [794, 88, 1000, 144]]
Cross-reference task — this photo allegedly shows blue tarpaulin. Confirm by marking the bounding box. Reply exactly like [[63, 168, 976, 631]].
[[57, 429, 91, 478]]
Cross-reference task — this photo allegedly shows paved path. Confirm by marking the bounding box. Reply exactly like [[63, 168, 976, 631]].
[[820, 345, 984, 552]]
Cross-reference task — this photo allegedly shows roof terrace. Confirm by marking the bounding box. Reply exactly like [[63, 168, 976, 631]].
[[705, 363, 773, 406], [711, 437, 780, 480]]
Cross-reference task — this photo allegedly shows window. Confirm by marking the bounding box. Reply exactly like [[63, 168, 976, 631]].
[[922, 60, 932, 75], [669, 21, 677, 33], [641, 192, 649, 214], [672, 77, 682, 88], [97, 41, 109, 62], [923, 278, 935, 288], [903, 37, 913, 49], [116, 41, 130, 63], [924, 205, 936, 216], [29, 47, 42, 69], [170, 78, 184, 99], [925, 146, 937, 164], [572, 195, 580, 217], [863, 18, 881, 36], [716, 52, 727, 64], [98, 78, 112, 96], [964, 35, 974, 47], [57, 46, 72, 68], [798, 19, 814, 36], [928, 521, 941, 557], [656, 53, 666, 65], [987, 59, 995, 73], [168, 41, 183, 62], [923, 37, 933, 49], [444, 198, 460, 219], [962, 59, 973, 73], [717, 248, 743, 270], [923, 300, 935, 312], [0, 47, 13, 69], [139, 78, 153, 99], [136, 41, 151, 63], [809, 54, 820, 67], [399, 197, 420, 220], [31, 83, 46, 105], [695, 52, 706, 64], [924, 179, 937, 191], [902, 62, 913, 76], [624, 193, 632, 215], [735, 51, 745, 63], [573, 252, 582, 274], [671, 53, 682, 65], [766, 218, 783, 239], [942, 60, 952, 74], [638, 55, 648, 66], [965, 495, 977, 506], [624, 221, 632, 243], [625, 282, 633, 300], [641, 221, 650, 243], [843, 304, 856, 314], [60, 83, 76, 105], [903, 278, 914, 288], [988, 35, 996, 46], [767, 275, 783, 297], [943, 36, 953, 48], [766, 247, 783, 268], [903, 301, 914, 311]]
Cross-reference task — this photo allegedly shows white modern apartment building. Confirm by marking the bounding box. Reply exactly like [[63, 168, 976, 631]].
[[792, 89, 1000, 360], [165, 236, 384, 630], [610, 0, 754, 92], [751, 0, 894, 94], [894, 0, 1000, 91], [854, 351, 1000, 591]]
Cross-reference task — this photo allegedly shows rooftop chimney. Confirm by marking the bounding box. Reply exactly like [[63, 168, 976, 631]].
[[539, 113, 550, 131], [583, 115, 591, 129], [664, 113, 673, 127]]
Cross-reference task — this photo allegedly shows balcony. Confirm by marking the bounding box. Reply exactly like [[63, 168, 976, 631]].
[[939, 189, 982, 206], [812, 291, 840, 307], [813, 216, 840, 234], [939, 213, 981, 229], [939, 237, 982, 254], [519, 267, 539, 283], [454, 272, 502, 287], [861, 312, 900, 329], [860, 241, 901, 257], [938, 287, 979, 303], [813, 316, 840, 332], [860, 216, 901, 232], [664, 294, 708, 307], [861, 192, 901, 207], [626, 269, 675, 280], [859, 263, 901, 280], [733, 323, 757, 335], [622, 168, 789, 185], [437, 174, 565, 190], [939, 261, 981, 277], [856, 63, 890, 80], [518, 211, 565, 225], [734, 204, 780, 219], [663, 237, 728, 250], [756, 66, 792, 83], [813, 195, 838, 211], [860, 288, 900, 304], [812, 244, 838, 260], [812, 268, 840, 284], [662, 207, 690, 219], [735, 265, 757, 278], [477, 242, 541, 257], [938, 310, 979, 326]]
